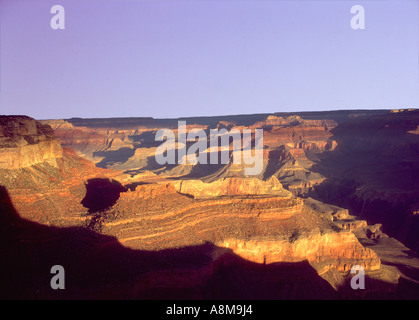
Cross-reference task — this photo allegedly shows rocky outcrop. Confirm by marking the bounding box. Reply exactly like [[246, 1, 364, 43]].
[[172, 176, 291, 199], [0, 116, 62, 169], [98, 181, 304, 248], [217, 230, 380, 273]]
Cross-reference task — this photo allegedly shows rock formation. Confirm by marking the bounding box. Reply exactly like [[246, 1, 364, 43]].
[[0, 116, 62, 169], [172, 176, 291, 199]]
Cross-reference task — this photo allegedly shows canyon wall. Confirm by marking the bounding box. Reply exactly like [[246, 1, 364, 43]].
[[0, 116, 62, 169]]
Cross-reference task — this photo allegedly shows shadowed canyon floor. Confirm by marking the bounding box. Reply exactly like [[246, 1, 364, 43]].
[[1, 112, 419, 299]]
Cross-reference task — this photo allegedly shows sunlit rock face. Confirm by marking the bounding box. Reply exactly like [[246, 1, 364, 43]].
[[217, 231, 381, 273], [0, 116, 62, 169], [172, 176, 292, 199]]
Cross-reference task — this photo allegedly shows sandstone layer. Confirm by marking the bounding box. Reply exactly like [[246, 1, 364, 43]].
[[0, 116, 62, 169], [172, 176, 291, 199]]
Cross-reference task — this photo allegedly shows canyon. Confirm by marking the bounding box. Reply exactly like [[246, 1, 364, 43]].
[[1, 111, 419, 299]]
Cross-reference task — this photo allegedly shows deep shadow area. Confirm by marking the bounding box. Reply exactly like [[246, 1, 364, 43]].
[[128, 131, 162, 148], [94, 147, 136, 168], [0, 184, 330, 299], [263, 147, 287, 181], [308, 110, 419, 253], [1, 184, 416, 299], [180, 162, 228, 181], [81, 178, 127, 213]]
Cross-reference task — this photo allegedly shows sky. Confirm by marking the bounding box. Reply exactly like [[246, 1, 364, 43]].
[[0, 0, 418, 120]]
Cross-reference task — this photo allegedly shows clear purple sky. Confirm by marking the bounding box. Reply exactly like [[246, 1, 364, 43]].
[[0, 0, 418, 120]]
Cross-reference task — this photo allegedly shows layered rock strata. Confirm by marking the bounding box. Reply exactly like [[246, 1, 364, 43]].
[[95, 181, 380, 278], [0, 117, 122, 226], [0, 116, 62, 169], [172, 176, 291, 199]]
